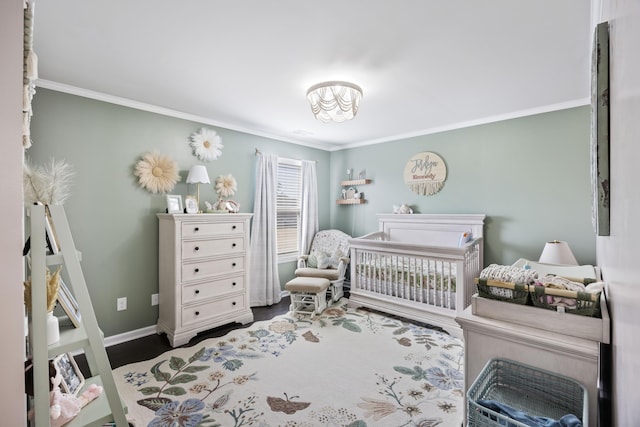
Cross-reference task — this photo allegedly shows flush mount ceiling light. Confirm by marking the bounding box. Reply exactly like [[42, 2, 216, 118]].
[[306, 81, 363, 123]]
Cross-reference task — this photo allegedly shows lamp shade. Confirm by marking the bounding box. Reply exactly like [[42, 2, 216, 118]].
[[186, 165, 210, 184], [306, 81, 362, 123], [538, 240, 578, 265]]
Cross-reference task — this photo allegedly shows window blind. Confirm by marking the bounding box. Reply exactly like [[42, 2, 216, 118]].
[[276, 159, 302, 255]]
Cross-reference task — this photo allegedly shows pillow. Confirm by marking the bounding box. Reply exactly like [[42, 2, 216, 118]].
[[328, 250, 344, 269], [307, 253, 318, 268], [316, 253, 330, 269]]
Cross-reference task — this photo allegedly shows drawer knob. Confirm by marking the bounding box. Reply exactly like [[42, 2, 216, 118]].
[[194, 246, 200, 251], [232, 301, 237, 306], [194, 268, 200, 273], [194, 227, 200, 232], [232, 262, 237, 267], [232, 282, 237, 286], [232, 225, 237, 230], [195, 289, 200, 294], [232, 243, 237, 248], [195, 311, 200, 316]]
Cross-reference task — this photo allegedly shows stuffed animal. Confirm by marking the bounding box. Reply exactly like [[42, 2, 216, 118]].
[[49, 374, 103, 427]]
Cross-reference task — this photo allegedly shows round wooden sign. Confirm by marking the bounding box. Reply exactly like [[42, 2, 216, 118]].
[[403, 151, 447, 195]]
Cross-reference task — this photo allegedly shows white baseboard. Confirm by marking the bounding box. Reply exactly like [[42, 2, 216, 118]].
[[103, 325, 158, 348]]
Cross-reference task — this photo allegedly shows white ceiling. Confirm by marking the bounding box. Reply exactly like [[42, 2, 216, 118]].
[[33, 1, 592, 151]]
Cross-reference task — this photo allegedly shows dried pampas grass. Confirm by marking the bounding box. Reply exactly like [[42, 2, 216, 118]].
[[24, 267, 61, 313], [134, 151, 181, 194], [24, 158, 75, 206]]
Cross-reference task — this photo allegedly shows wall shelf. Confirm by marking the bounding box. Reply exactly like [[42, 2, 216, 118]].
[[336, 198, 366, 205], [337, 178, 372, 205], [340, 179, 371, 186]]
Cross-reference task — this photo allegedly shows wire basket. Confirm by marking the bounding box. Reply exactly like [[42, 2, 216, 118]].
[[467, 358, 588, 427], [475, 278, 530, 305], [530, 285, 601, 317]]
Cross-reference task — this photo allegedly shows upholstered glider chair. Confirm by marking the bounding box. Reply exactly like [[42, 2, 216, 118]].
[[295, 229, 351, 302]]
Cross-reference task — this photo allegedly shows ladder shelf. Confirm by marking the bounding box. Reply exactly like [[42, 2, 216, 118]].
[[27, 204, 128, 426]]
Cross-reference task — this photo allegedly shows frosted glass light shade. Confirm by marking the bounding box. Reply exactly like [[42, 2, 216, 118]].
[[306, 81, 362, 123], [539, 240, 578, 265], [186, 165, 210, 184]]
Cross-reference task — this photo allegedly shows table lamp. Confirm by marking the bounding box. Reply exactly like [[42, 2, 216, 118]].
[[186, 165, 210, 213], [538, 240, 578, 265]]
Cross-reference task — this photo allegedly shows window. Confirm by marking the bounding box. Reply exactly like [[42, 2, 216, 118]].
[[276, 158, 302, 259]]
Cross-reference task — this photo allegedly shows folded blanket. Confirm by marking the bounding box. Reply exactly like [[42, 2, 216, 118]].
[[477, 399, 583, 427], [534, 275, 586, 308], [480, 264, 539, 285]]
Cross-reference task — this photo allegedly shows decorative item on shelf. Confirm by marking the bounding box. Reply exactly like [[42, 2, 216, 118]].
[[404, 151, 447, 196], [345, 187, 356, 199], [306, 81, 363, 123], [134, 151, 180, 194], [23, 158, 75, 206], [393, 204, 413, 214], [539, 240, 579, 265], [186, 165, 210, 213], [189, 127, 224, 161], [24, 266, 62, 344], [354, 191, 363, 200], [213, 174, 238, 213], [346, 169, 352, 181], [358, 169, 366, 180]]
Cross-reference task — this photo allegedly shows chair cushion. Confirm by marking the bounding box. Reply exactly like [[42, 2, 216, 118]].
[[295, 267, 340, 281], [285, 277, 330, 293]]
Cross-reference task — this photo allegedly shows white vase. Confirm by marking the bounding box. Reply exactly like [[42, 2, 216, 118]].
[[46, 311, 60, 344]]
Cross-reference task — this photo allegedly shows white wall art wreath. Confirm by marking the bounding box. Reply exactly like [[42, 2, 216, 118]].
[[403, 151, 447, 196], [189, 127, 223, 162], [134, 151, 181, 194]]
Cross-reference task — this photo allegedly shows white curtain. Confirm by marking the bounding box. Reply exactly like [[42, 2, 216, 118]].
[[299, 160, 319, 254], [249, 153, 281, 306]]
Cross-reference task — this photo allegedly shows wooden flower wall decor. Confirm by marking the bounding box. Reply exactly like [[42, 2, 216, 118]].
[[190, 127, 224, 161], [403, 151, 447, 196], [134, 151, 181, 194]]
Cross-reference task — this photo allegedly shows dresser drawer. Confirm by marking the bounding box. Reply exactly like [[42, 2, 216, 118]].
[[182, 276, 245, 304], [181, 221, 245, 238], [182, 294, 246, 326], [182, 256, 245, 282], [182, 237, 244, 259]]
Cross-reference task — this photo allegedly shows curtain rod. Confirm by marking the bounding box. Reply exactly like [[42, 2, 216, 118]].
[[254, 148, 317, 163]]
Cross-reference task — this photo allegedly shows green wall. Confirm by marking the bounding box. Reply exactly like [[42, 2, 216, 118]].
[[30, 88, 595, 338], [29, 89, 331, 336], [329, 107, 595, 266]]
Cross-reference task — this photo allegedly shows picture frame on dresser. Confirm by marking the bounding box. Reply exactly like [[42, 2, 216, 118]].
[[184, 196, 198, 214], [166, 194, 183, 214]]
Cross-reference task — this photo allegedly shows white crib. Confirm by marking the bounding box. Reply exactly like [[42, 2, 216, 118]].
[[348, 214, 485, 337]]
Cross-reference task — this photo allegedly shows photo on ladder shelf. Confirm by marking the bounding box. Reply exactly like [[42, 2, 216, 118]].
[[53, 353, 85, 395]]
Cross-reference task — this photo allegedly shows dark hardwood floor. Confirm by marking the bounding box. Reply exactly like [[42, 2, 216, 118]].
[[75, 297, 291, 377]]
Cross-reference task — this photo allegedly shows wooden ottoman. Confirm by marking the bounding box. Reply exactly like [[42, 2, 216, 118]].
[[285, 277, 330, 316]]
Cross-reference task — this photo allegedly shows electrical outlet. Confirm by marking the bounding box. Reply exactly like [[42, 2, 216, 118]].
[[117, 297, 127, 311], [151, 293, 159, 306]]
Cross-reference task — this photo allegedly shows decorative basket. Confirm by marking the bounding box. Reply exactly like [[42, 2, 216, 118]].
[[467, 358, 588, 427], [475, 278, 530, 305], [530, 285, 601, 317]]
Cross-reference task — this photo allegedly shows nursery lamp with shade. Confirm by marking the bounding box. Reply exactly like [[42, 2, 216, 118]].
[[186, 165, 210, 212], [538, 240, 579, 265]]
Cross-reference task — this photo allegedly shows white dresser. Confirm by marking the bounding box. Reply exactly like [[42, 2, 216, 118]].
[[156, 213, 254, 347]]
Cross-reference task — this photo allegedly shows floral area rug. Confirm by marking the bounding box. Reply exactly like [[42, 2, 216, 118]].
[[113, 300, 464, 427]]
